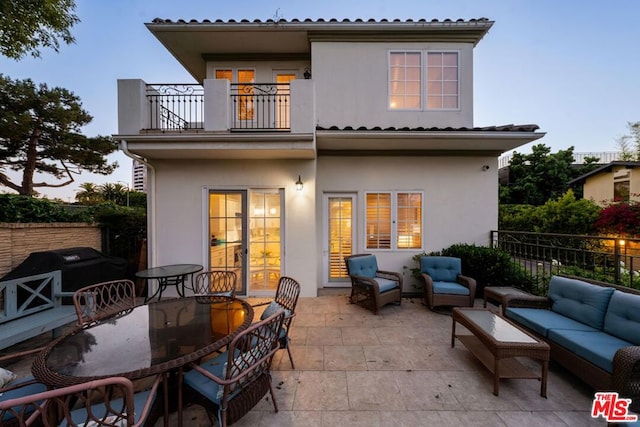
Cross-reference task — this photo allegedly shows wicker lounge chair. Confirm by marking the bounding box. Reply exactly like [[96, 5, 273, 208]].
[[344, 254, 402, 314], [420, 256, 476, 310]]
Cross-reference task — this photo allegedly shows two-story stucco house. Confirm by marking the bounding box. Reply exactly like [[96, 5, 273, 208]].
[[114, 17, 544, 298]]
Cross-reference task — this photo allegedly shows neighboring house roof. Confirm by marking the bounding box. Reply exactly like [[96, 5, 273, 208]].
[[146, 18, 494, 82], [567, 161, 640, 185]]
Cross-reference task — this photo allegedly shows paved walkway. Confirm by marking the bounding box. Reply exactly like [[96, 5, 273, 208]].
[[177, 292, 605, 426], [4, 292, 608, 426]]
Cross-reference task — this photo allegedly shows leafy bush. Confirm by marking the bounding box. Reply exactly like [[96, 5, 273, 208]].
[[499, 190, 600, 235], [0, 194, 93, 222], [595, 201, 640, 237]]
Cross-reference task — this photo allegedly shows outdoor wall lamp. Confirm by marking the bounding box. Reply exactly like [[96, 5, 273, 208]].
[[295, 175, 304, 191], [303, 68, 311, 79], [482, 165, 490, 171]]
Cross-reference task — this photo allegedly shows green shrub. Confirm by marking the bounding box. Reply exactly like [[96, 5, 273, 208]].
[[0, 194, 93, 222]]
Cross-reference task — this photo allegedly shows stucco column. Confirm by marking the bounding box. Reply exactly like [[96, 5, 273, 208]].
[[117, 79, 147, 134], [290, 79, 315, 134], [204, 79, 230, 131]]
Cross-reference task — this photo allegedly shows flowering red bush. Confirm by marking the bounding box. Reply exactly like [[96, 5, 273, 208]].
[[595, 202, 640, 237]]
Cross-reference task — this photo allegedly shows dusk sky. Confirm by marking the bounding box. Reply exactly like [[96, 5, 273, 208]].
[[2, 0, 639, 201]]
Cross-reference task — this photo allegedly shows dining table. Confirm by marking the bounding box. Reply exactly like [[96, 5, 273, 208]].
[[31, 297, 253, 388], [135, 263, 203, 302]]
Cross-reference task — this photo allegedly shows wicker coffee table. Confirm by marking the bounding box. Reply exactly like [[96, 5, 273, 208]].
[[452, 307, 550, 397]]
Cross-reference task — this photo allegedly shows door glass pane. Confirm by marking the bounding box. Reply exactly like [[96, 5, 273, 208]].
[[275, 74, 295, 129], [328, 197, 353, 280], [209, 192, 244, 294], [249, 190, 282, 291]]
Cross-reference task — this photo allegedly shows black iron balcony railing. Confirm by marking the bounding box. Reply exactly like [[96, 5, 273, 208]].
[[230, 83, 290, 131], [145, 84, 204, 131], [491, 230, 640, 293]]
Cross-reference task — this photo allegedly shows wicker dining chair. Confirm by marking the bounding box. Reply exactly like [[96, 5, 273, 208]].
[[0, 374, 162, 427], [0, 347, 48, 427], [73, 279, 137, 327], [193, 270, 237, 298], [257, 276, 301, 369], [181, 309, 286, 427]]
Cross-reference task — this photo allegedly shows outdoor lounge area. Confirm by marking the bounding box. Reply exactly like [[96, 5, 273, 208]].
[[2, 290, 611, 426]]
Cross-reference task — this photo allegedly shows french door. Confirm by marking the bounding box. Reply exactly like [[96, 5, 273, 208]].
[[208, 191, 247, 295], [322, 193, 356, 287]]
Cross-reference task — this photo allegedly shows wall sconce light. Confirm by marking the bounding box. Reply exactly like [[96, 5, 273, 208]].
[[482, 165, 490, 171], [303, 68, 311, 79], [295, 175, 304, 191]]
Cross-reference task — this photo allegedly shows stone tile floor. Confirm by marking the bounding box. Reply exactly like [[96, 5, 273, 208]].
[[4, 291, 611, 426]]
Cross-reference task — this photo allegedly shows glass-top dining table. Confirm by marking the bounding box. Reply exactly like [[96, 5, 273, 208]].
[[31, 297, 254, 388]]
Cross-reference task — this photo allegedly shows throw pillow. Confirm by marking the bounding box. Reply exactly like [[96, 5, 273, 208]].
[[260, 301, 287, 320], [0, 367, 17, 388]]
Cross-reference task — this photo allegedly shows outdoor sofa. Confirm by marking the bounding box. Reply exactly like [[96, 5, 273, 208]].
[[503, 274, 640, 410]]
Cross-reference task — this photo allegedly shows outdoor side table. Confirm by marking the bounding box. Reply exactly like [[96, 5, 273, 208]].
[[483, 286, 532, 314]]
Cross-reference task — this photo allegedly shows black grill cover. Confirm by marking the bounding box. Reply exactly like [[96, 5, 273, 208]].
[[1, 247, 128, 294]]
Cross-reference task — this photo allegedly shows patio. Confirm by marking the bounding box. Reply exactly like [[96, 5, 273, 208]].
[[6, 291, 606, 426]]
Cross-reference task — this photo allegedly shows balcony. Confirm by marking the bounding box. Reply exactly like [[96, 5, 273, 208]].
[[116, 78, 316, 160]]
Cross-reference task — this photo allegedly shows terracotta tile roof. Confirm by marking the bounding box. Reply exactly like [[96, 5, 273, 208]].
[[316, 124, 540, 132]]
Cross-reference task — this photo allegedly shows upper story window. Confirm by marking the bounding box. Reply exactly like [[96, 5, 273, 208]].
[[216, 69, 256, 121], [388, 51, 459, 111], [366, 191, 422, 250]]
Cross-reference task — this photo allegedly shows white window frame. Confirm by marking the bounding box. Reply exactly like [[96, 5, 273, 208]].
[[387, 50, 460, 111], [364, 191, 423, 251]]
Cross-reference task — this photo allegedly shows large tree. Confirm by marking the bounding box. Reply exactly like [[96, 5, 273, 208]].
[[0, 0, 79, 59], [500, 144, 600, 206], [0, 74, 117, 196]]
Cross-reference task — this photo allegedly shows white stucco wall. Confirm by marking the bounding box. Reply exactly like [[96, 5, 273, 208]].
[[311, 42, 474, 129], [150, 159, 318, 297], [316, 155, 498, 292]]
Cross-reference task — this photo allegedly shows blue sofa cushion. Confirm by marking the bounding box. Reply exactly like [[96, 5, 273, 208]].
[[504, 307, 599, 338], [548, 276, 614, 330], [547, 329, 634, 373], [64, 388, 155, 426], [433, 281, 469, 295], [420, 256, 460, 283], [374, 277, 399, 293], [347, 255, 378, 279], [604, 290, 640, 345]]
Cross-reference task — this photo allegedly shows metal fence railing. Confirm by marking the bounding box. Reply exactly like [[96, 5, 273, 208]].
[[230, 83, 290, 131], [145, 84, 204, 131], [491, 230, 640, 293]]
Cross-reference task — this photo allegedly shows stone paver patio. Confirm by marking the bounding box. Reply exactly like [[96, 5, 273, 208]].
[[4, 291, 608, 426]]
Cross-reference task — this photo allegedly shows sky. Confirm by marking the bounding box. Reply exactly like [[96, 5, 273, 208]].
[[2, 0, 639, 201]]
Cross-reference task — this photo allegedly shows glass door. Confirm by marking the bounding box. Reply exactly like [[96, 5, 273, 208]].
[[273, 71, 296, 129], [322, 194, 356, 287], [249, 190, 283, 294], [208, 191, 247, 295]]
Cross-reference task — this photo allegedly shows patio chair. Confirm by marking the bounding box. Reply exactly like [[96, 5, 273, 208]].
[[181, 309, 286, 427], [420, 256, 476, 310], [0, 374, 162, 426], [257, 276, 301, 369], [73, 279, 137, 327], [193, 270, 237, 298], [0, 347, 47, 427], [344, 254, 402, 314]]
